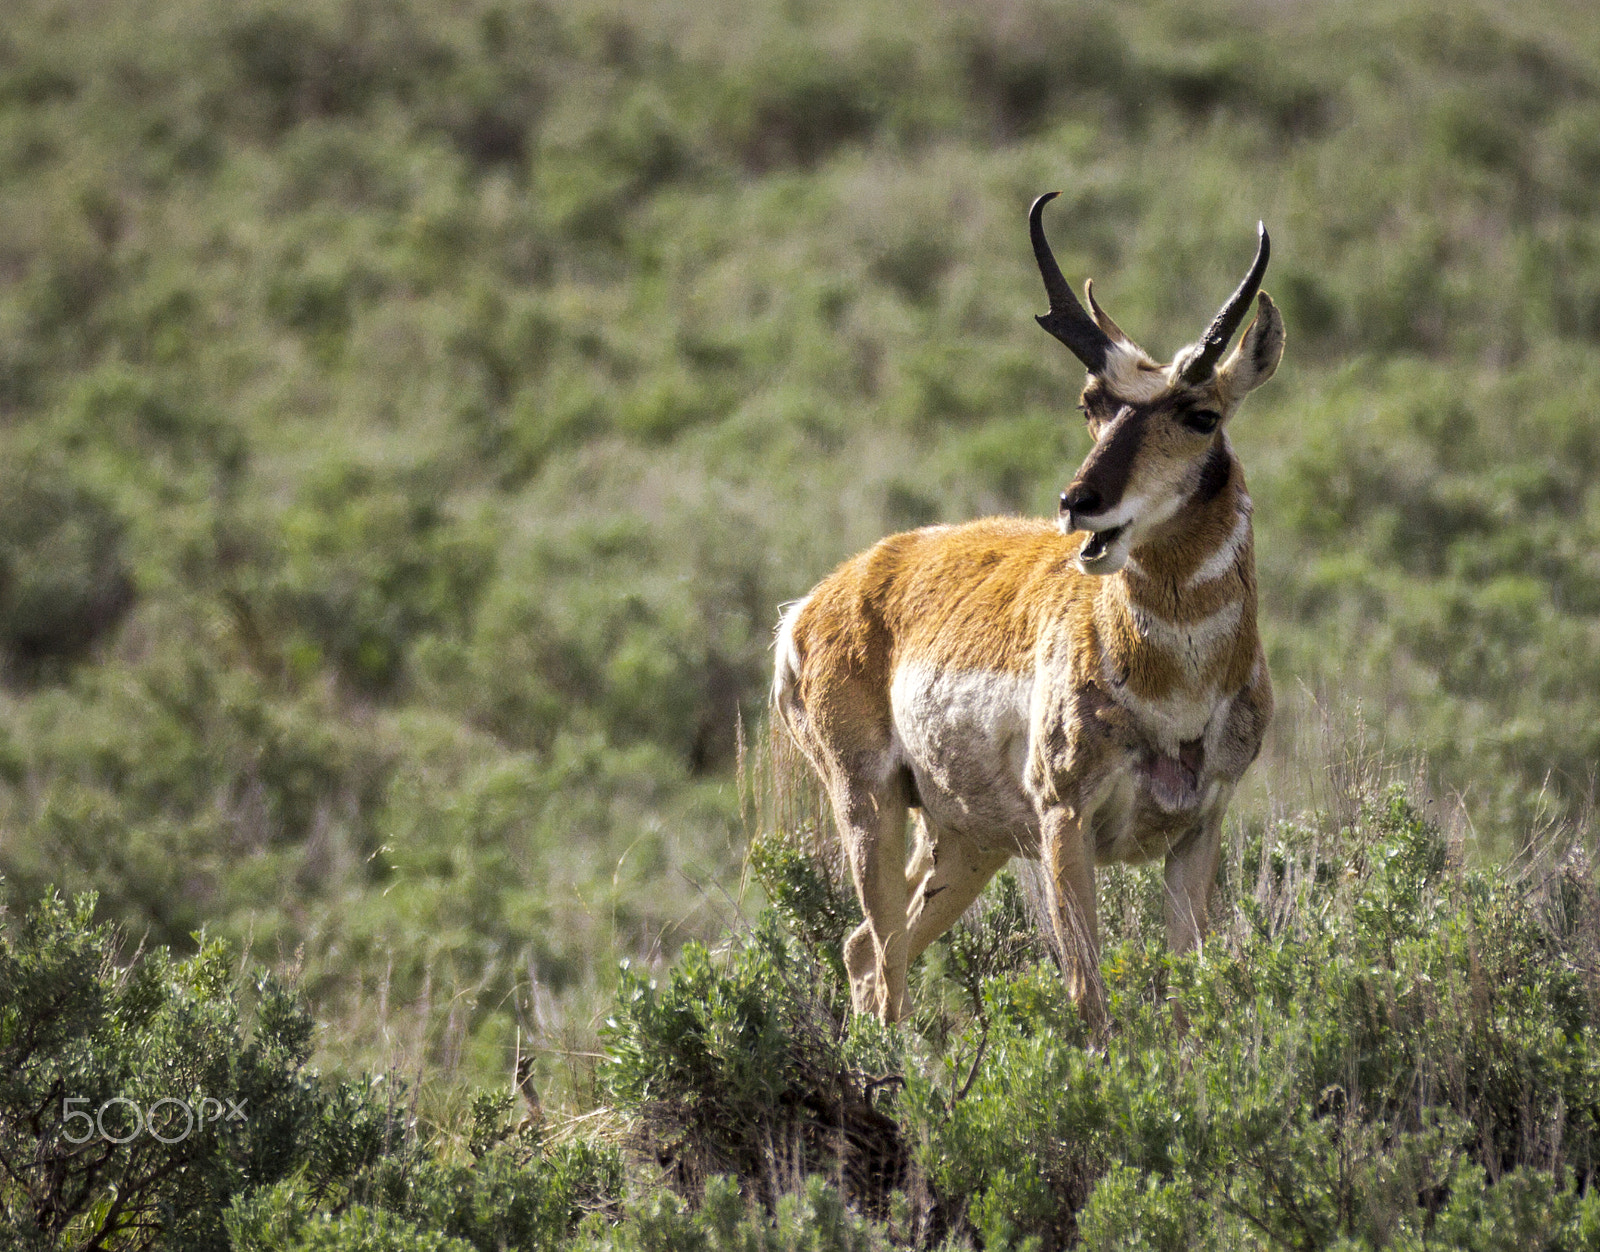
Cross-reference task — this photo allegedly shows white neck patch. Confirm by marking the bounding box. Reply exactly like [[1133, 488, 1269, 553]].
[[1187, 508, 1251, 588]]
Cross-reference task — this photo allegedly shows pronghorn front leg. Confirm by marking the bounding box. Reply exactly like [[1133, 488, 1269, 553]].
[[1166, 664, 1269, 955], [1161, 795, 1230, 1036], [1042, 804, 1108, 1037], [837, 780, 912, 1021], [1162, 791, 1230, 956]]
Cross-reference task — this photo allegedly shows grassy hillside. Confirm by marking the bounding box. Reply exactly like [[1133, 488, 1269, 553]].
[[1, 0, 1600, 1106]]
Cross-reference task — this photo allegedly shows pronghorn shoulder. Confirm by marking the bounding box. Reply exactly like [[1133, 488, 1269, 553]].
[[881, 519, 1093, 672], [891, 516, 1078, 575], [810, 517, 1072, 594], [797, 517, 1094, 675]]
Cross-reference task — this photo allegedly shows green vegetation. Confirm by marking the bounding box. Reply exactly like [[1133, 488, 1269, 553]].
[[0, 891, 620, 1250], [9, 782, 1600, 1248], [2, 0, 1600, 1241]]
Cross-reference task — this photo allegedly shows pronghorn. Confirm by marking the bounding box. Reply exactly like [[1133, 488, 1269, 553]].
[[772, 193, 1282, 1031]]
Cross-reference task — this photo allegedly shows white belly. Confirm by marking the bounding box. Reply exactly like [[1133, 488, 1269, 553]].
[[890, 665, 1036, 840]]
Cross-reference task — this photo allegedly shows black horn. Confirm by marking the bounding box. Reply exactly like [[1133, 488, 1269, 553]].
[[1179, 222, 1271, 385], [1030, 192, 1115, 374]]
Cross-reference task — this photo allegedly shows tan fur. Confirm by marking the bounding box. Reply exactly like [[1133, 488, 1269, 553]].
[[774, 278, 1284, 1032]]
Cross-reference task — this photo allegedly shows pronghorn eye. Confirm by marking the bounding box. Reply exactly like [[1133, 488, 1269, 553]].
[[1183, 408, 1222, 434]]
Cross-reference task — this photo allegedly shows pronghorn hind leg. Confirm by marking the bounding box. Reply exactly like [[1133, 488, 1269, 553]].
[[1161, 802, 1228, 1035], [1162, 797, 1229, 955], [904, 811, 936, 908], [905, 824, 1010, 964], [836, 779, 912, 1021]]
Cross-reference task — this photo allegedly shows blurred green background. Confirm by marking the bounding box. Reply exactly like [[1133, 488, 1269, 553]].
[[2, 0, 1599, 1094]]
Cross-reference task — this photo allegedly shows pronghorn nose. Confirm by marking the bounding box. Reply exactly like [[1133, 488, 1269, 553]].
[[1061, 484, 1103, 518]]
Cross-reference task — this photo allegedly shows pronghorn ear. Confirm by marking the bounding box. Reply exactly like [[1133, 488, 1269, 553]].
[[1216, 292, 1284, 400]]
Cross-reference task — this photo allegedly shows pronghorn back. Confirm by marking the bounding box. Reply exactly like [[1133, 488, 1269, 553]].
[[773, 194, 1283, 1028]]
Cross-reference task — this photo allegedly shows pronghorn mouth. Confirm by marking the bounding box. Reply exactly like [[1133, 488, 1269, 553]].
[[1078, 524, 1127, 568]]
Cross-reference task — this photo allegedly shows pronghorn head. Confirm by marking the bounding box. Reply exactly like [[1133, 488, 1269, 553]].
[[1030, 192, 1285, 575]]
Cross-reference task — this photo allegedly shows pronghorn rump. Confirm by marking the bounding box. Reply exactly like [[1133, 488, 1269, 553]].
[[771, 198, 1282, 1030]]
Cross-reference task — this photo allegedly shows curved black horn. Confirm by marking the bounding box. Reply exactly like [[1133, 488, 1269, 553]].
[[1180, 222, 1271, 385], [1030, 192, 1115, 374]]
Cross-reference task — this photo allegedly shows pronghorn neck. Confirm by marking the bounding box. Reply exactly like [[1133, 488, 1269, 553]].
[[1122, 442, 1251, 592], [1093, 443, 1257, 697]]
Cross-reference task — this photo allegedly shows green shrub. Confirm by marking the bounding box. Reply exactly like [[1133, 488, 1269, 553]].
[[0, 891, 328, 1248], [602, 912, 907, 1214], [0, 452, 133, 680], [600, 785, 1600, 1247], [0, 888, 622, 1251], [234, 1201, 477, 1252], [952, 2, 1136, 138], [574, 1174, 898, 1252], [900, 790, 1600, 1249], [258, 463, 495, 695], [719, 44, 888, 173]]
